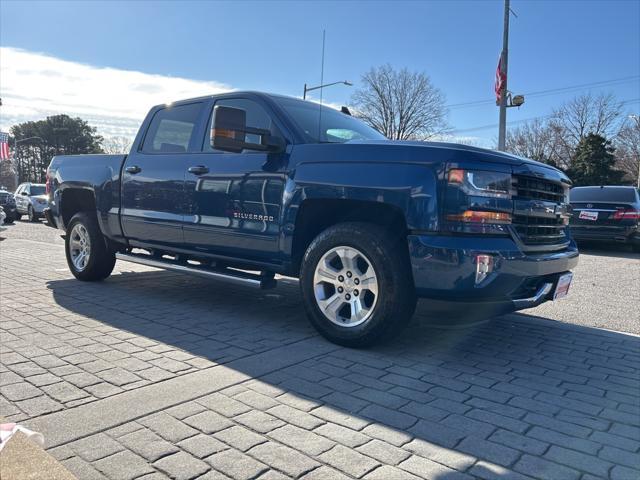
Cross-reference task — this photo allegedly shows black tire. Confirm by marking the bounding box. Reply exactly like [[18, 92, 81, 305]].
[[632, 243, 640, 254], [300, 222, 417, 348], [14, 213, 22, 221], [65, 212, 116, 281], [28, 205, 37, 222]]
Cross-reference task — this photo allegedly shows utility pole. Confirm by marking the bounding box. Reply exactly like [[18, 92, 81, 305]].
[[629, 115, 640, 188], [497, 0, 510, 151]]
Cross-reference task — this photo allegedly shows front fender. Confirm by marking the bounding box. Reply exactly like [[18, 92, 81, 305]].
[[281, 161, 440, 259]]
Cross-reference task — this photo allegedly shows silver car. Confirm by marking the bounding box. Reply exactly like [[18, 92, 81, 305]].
[[14, 183, 49, 221]]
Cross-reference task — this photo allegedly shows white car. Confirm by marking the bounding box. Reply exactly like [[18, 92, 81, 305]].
[[14, 183, 48, 221], [0, 206, 6, 226]]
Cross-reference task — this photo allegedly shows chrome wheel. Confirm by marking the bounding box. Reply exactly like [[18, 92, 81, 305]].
[[69, 223, 91, 272], [313, 246, 379, 327]]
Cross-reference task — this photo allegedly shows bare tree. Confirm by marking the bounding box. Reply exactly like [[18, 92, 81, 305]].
[[102, 136, 133, 154], [614, 118, 640, 186], [505, 118, 563, 166], [550, 92, 623, 160], [351, 64, 449, 140]]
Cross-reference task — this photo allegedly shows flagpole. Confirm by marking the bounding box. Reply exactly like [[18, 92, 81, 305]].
[[497, 0, 510, 151]]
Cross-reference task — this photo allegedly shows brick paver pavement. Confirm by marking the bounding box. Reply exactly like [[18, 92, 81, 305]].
[[1, 225, 639, 479]]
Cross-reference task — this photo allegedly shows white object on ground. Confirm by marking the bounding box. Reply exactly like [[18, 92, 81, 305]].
[[0, 423, 45, 452]]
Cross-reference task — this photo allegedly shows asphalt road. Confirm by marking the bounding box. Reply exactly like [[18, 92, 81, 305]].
[[2, 218, 638, 335]]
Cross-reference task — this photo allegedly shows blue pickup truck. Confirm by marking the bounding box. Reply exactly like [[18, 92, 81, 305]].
[[46, 91, 578, 347]]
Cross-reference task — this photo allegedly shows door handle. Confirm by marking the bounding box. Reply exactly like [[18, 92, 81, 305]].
[[125, 165, 142, 174], [188, 165, 209, 175]]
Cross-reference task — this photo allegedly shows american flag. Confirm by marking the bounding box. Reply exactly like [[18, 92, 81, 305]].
[[0, 132, 10, 160]]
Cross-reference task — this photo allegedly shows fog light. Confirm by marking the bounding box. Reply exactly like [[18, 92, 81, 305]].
[[475, 254, 494, 284]]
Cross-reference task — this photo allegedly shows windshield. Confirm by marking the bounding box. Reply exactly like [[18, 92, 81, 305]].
[[273, 96, 386, 143], [570, 187, 638, 203], [30, 185, 46, 196]]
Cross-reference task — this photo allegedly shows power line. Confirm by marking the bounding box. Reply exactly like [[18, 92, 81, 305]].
[[451, 98, 640, 134], [446, 75, 640, 110]]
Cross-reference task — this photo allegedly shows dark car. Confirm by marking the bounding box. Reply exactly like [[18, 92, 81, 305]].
[[569, 185, 640, 252], [0, 189, 17, 223]]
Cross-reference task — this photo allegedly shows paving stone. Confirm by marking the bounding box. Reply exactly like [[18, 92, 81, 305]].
[[153, 451, 210, 480], [513, 454, 581, 480], [248, 441, 319, 477], [404, 438, 477, 471], [93, 450, 155, 479], [178, 434, 228, 458], [398, 454, 473, 480], [310, 405, 371, 430], [361, 423, 412, 447], [300, 465, 352, 480], [489, 428, 549, 455], [42, 381, 88, 403], [456, 436, 520, 467], [356, 439, 411, 466], [266, 404, 324, 429], [214, 425, 266, 451], [234, 410, 285, 434], [206, 449, 268, 480], [107, 421, 144, 438], [319, 444, 380, 478], [544, 445, 614, 477], [268, 425, 334, 456], [611, 465, 640, 480], [26, 372, 62, 387], [15, 395, 63, 416], [315, 422, 371, 448], [84, 382, 124, 398], [62, 456, 109, 480], [120, 427, 180, 461], [2, 381, 43, 401], [363, 465, 421, 480], [96, 367, 142, 386], [408, 419, 466, 448], [527, 425, 600, 454], [69, 433, 124, 462], [140, 412, 199, 443], [469, 460, 537, 480], [64, 371, 102, 388], [197, 392, 252, 417], [184, 411, 233, 434]]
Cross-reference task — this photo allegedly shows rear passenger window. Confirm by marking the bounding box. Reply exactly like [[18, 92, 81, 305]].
[[142, 103, 203, 153]]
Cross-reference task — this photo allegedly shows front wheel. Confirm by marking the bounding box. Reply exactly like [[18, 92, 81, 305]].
[[28, 205, 37, 222], [300, 222, 417, 348], [65, 212, 116, 281]]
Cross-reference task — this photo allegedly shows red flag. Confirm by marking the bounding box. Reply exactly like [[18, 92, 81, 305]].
[[495, 55, 506, 104]]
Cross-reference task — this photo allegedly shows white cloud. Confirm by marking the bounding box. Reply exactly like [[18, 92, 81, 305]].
[[0, 47, 232, 138]]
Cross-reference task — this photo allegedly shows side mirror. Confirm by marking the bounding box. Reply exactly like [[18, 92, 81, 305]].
[[211, 106, 285, 154]]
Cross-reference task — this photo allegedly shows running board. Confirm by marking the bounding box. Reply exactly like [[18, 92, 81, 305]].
[[115, 252, 276, 289]]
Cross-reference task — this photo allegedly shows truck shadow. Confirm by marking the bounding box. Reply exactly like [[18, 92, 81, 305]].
[[46, 269, 640, 479]]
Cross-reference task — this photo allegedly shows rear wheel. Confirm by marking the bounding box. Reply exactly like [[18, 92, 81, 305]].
[[300, 222, 416, 348], [65, 212, 115, 281]]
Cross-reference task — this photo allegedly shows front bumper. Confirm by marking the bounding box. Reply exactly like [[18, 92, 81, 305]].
[[1, 205, 17, 218], [31, 202, 48, 213], [408, 234, 579, 311]]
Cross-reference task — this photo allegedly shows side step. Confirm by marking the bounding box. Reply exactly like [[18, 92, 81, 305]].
[[115, 252, 276, 289]]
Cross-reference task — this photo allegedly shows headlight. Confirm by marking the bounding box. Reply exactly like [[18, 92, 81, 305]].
[[448, 169, 512, 199]]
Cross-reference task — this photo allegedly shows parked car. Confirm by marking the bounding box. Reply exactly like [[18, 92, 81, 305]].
[[45, 92, 578, 347], [569, 185, 640, 252], [0, 206, 6, 226], [0, 189, 17, 223], [14, 183, 48, 221]]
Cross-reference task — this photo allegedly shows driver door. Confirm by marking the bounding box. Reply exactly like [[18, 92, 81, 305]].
[[182, 97, 288, 262]]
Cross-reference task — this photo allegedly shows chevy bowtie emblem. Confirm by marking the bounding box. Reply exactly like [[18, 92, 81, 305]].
[[586, 203, 593, 208]]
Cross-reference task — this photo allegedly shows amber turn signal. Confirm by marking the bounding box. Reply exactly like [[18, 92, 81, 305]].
[[446, 210, 512, 224]]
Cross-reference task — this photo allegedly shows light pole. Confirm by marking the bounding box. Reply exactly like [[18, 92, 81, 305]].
[[629, 115, 640, 188], [303, 81, 352, 100]]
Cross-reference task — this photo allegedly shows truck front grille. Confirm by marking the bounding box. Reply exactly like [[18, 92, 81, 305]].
[[513, 175, 569, 248]]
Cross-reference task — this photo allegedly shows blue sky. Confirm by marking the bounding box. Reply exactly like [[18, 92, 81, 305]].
[[1, 0, 639, 144]]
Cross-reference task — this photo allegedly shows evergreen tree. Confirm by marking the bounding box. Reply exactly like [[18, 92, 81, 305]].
[[567, 133, 625, 186]]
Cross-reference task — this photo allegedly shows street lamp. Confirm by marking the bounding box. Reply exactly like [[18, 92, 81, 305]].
[[303, 80, 353, 100]]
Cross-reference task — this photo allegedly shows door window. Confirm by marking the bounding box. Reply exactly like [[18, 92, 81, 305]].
[[142, 102, 203, 153], [204, 98, 279, 152]]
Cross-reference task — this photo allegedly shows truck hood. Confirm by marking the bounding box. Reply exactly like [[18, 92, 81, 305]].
[[343, 139, 570, 184], [347, 139, 556, 169]]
